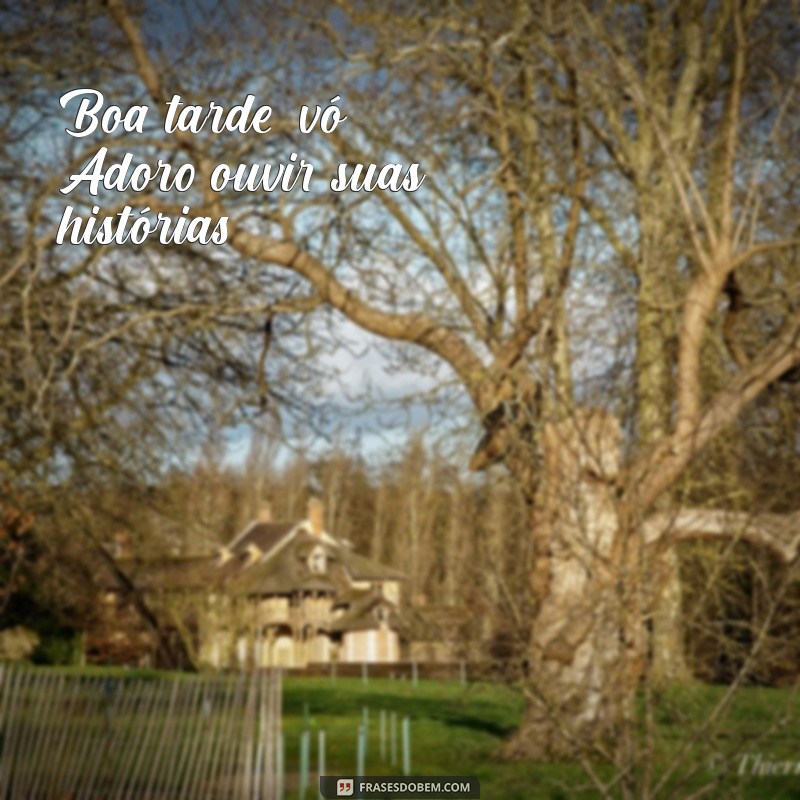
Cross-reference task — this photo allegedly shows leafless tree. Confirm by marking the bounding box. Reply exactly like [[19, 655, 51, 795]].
[[3, 0, 799, 788]]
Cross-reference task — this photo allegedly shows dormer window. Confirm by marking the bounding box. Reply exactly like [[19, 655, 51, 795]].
[[308, 545, 327, 575], [244, 542, 262, 566], [375, 605, 389, 625]]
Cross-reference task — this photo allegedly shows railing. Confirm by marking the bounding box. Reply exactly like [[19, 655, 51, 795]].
[[0, 664, 282, 799], [290, 659, 530, 683]]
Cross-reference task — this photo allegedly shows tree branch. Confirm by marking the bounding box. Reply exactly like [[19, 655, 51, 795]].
[[644, 509, 800, 563], [634, 309, 800, 507]]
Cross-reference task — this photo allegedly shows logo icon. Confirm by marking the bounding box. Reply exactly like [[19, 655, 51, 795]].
[[337, 778, 354, 797]]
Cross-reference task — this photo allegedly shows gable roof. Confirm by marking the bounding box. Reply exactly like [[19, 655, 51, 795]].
[[103, 514, 405, 599], [328, 590, 404, 633], [228, 531, 342, 595], [224, 516, 405, 587], [228, 520, 297, 556]]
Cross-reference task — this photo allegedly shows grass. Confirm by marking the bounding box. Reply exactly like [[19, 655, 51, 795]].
[[6, 666, 800, 798], [281, 676, 800, 799]]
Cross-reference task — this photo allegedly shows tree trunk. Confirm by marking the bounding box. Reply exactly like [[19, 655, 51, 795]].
[[634, 168, 692, 687], [649, 549, 692, 684], [506, 579, 640, 759], [505, 409, 645, 758]]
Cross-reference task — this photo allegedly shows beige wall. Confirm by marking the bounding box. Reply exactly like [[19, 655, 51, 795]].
[[154, 582, 404, 669], [308, 633, 331, 663], [254, 597, 290, 625], [272, 634, 294, 667], [341, 628, 399, 663]]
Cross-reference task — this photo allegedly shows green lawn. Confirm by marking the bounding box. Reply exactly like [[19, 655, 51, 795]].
[[6, 666, 800, 799], [282, 676, 800, 800]]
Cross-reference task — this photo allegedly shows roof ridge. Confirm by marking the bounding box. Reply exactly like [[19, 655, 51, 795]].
[[227, 517, 305, 550], [227, 519, 258, 549], [256, 524, 301, 564]]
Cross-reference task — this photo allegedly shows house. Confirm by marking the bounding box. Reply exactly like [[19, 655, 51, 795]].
[[90, 499, 408, 669]]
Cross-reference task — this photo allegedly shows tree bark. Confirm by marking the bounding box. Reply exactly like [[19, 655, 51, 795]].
[[649, 549, 692, 684], [504, 408, 800, 759], [505, 409, 645, 758]]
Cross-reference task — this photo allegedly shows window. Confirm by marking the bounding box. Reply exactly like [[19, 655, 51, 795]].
[[308, 545, 327, 575]]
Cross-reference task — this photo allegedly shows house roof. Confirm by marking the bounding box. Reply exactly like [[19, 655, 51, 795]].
[[327, 591, 404, 633], [228, 534, 342, 596], [102, 515, 405, 602], [228, 520, 297, 556], [225, 519, 405, 591]]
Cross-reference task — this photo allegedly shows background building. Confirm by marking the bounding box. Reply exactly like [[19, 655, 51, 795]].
[[91, 499, 408, 669]]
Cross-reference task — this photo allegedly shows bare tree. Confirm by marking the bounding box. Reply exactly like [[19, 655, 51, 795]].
[[3, 0, 799, 781]]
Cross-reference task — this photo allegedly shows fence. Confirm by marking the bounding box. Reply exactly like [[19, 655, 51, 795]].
[[0, 665, 282, 800], [295, 659, 528, 683]]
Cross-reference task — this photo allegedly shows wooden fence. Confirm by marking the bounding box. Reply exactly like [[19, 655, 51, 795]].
[[0, 665, 282, 800], [296, 659, 528, 683]]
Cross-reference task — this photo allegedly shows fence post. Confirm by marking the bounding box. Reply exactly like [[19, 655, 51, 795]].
[[390, 711, 398, 767], [278, 731, 285, 800], [357, 725, 366, 776], [299, 729, 310, 799], [402, 717, 411, 776], [318, 730, 326, 799], [379, 710, 386, 762]]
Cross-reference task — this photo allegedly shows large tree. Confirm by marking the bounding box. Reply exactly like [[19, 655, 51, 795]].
[[4, 0, 799, 775]]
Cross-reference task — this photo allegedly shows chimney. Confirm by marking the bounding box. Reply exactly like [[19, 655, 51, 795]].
[[307, 497, 324, 536], [256, 503, 272, 524]]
